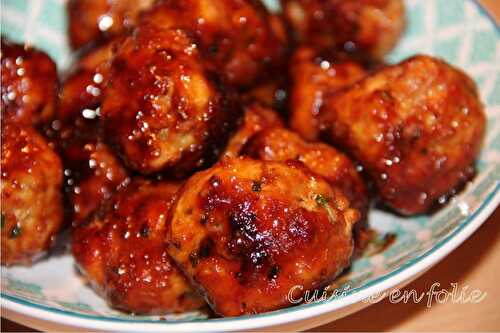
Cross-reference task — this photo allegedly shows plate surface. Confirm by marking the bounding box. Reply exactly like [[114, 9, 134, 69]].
[[1, 0, 499, 331]]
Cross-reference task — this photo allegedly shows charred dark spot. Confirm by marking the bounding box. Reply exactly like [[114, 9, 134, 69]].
[[140, 224, 150, 237], [112, 58, 127, 73], [208, 41, 219, 57], [229, 203, 257, 242], [199, 238, 213, 258], [189, 252, 199, 267], [1, 213, 4, 229], [9, 224, 21, 238], [251, 181, 261, 192], [200, 213, 208, 225], [267, 265, 280, 280]]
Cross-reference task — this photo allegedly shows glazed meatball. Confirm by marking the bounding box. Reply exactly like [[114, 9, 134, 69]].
[[67, 0, 155, 49], [1, 122, 64, 265], [141, 0, 288, 87], [246, 127, 370, 252], [318, 55, 486, 215], [73, 179, 205, 314], [222, 103, 284, 158], [49, 39, 129, 227], [166, 157, 359, 316], [281, 0, 405, 59], [62, 139, 130, 227], [289, 47, 369, 141], [58, 38, 118, 121], [1, 39, 58, 127], [101, 25, 241, 176]]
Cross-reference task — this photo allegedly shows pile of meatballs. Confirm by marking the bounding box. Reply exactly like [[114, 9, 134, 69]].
[[1, 0, 486, 317]]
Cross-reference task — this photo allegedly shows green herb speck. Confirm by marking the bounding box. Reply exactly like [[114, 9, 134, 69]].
[[314, 194, 329, 207], [314, 194, 336, 224]]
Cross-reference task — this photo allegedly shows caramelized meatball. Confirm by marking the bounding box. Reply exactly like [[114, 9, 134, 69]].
[[222, 103, 284, 158], [281, 0, 405, 59], [101, 25, 240, 176], [289, 47, 368, 141], [319, 55, 486, 215], [63, 139, 130, 227], [1, 39, 58, 127], [246, 127, 370, 252], [1, 122, 64, 265], [73, 179, 205, 314], [67, 0, 155, 49], [50, 39, 129, 227], [166, 158, 358, 316], [141, 0, 288, 87], [58, 38, 118, 120]]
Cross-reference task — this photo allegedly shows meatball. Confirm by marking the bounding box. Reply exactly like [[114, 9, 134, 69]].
[[62, 139, 130, 227], [222, 103, 284, 158], [141, 0, 289, 87], [58, 38, 118, 121], [1, 122, 64, 266], [246, 127, 370, 252], [67, 0, 155, 49], [318, 55, 486, 215], [49, 39, 129, 227], [73, 179, 205, 314], [101, 25, 241, 176], [281, 0, 405, 59], [166, 157, 359, 316], [1, 39, 58, 127], [288, 47, 369, 141]]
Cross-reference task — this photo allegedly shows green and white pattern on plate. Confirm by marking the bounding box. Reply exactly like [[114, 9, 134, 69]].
[[1, 0, 499, 322]]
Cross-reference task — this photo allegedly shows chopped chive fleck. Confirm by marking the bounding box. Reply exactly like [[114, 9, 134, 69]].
[[314, 194, 329, 207], [314, 194, 336, 224], [10, 224, 21, 238]]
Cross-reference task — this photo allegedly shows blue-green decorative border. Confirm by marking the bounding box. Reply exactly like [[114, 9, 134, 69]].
[[1, 0, 499, 327]]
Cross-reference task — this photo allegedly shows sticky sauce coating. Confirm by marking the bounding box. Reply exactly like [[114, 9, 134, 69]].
[[1, 122, 64, 266], [48, 38, 129, 227], [281, 0, 405, 59], [1, 39, 58, 127], [222, 103, 284, 159], [67, 0, 155, 49], [319, 55, 486, 215], [101, 25, 241, 176], [246, 127, 370, 252], [288, 47, 369, 141], [141, 0, 289, 88], [72, 179, 205, 314], [166, 158, 358, 316]]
